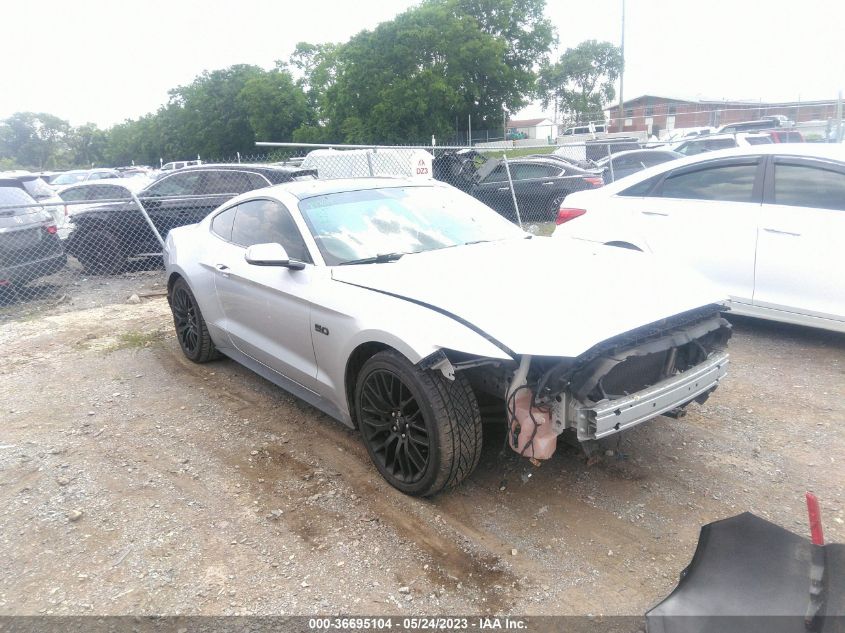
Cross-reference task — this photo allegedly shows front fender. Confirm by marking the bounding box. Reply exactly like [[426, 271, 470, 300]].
[[310, 281, 513, 421]]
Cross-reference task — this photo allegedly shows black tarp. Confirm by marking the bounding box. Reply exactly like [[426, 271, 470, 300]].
[[647, 512, 844, 633]]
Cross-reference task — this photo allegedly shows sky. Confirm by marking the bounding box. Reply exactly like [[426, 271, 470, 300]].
[[3, 0, 844, 128]]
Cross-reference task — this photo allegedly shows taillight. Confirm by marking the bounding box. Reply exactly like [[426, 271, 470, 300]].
[[584, 176, 604, 187], [555, 208, 586, 225], [43, 224, 58, 234]]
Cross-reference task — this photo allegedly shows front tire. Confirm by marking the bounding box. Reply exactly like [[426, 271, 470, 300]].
[[74, 229, 126, 275], [169, 278, 220, 363], [355, 350, 482, 496]]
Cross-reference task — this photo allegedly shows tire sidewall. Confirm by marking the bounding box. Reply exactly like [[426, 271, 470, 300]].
[[78, 229, 124, 274], [355, 352, 444, 496], [171, 278, 204, 363]]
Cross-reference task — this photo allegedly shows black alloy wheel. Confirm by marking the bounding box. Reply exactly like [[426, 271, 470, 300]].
[[171, 285, 199, 355], [355, 350, 482, 496], [359, 369, 430, 485], [169, 278, 220, 363]]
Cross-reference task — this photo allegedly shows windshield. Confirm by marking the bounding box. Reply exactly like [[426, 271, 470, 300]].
[[51, 172, 88, 185], [299, 185, 526, 265], [21, 178, 56, 200], [0, 186, 37, 207]]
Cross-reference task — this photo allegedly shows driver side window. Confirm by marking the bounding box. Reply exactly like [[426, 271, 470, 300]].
[[230, 199, 312, 263]]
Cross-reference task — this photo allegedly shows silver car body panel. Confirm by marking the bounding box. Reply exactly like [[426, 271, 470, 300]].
[[164, 178, 727, 429]]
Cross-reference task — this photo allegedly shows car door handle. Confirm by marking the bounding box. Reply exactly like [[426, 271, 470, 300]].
[[497, 187, 511, 192], [641, 211, 668, 217], [215, 263, 230, 271], [763, 227, 801, 237], [541, 181, 555, 186]]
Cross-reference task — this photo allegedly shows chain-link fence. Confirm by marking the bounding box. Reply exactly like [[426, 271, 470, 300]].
[[257, 139, 649, 230], [2, 143, 615, 319], [1, 128, 837, 320], [0, 167, 314, 318]]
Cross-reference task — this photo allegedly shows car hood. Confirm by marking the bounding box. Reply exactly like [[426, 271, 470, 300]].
[[330, 237, 726, 358]]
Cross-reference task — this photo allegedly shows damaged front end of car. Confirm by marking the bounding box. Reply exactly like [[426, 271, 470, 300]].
[[453, 304, 732, 462]]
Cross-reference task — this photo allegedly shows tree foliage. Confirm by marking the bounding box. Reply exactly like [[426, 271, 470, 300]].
[[239, 67, 310, 145], [539, 40, 623, 125], [298, 0, 555, 143], [0, 2, 625, 168], [0, 112, 70, 170]]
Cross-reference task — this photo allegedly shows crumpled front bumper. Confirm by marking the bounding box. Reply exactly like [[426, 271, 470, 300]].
[[575, 351, 729, 440]]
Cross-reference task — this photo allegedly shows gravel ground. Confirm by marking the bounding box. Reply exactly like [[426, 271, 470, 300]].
[[0, 293, 843, 617]]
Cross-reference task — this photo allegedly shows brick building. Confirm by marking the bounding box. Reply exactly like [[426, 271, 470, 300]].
[[607, 95, 840, 135]]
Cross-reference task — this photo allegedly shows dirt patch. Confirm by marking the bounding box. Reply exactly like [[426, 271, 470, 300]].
[[0, 301, 843, 616]]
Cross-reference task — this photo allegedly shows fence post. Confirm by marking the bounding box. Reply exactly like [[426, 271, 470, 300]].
[[606, 143, 616, 183], [129, 192, 166, 249], [502, 153, 522, 229]]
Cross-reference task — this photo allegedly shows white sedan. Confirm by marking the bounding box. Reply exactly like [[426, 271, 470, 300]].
[[165, 178, 731, 495], [553, 144, 845, 333]]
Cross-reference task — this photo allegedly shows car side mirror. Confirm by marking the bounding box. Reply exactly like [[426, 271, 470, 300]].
[[244, 243, 305, 270]]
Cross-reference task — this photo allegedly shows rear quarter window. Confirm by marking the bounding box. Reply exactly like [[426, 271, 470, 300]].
[[211, 207, 237, 240], [618, 175, 661, 196]]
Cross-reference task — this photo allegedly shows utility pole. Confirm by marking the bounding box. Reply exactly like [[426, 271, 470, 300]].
[[468, 114, 472, 146], [617, 0, 626, 132]]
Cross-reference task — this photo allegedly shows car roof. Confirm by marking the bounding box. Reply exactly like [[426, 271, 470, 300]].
[[0, 173, 43, 183], [215, 177, 445, 205], [601, 143, 845, 192], [56, 178, 145, 192], [601, 148, 681, 160], [178, 163, 307, 173]]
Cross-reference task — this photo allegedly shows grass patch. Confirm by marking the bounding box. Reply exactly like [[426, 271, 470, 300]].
[[107, 329, 166, 352], [524, 221, 556, 237]]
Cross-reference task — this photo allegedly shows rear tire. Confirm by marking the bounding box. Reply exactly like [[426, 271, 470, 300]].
[[169, 278, 220, 363], [355, 350, 482, 496], [75, 229, 126, 275]]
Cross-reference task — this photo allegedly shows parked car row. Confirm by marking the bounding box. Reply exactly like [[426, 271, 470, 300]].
[[6, 143, 843, 338], [0, 164, 316, 286]]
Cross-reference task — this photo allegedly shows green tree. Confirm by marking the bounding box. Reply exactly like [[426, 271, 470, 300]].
[[67, 123, 109, 167], [290, 42, 340, 119], [539, 40, 622, 126], [298, 0, 554, 143], [238, 67, 310, 144], [0, 112, 71, 170], [167, 64, 267, 160]]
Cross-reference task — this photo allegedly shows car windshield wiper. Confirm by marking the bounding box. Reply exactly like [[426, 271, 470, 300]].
[[338, 252, 405, 266]]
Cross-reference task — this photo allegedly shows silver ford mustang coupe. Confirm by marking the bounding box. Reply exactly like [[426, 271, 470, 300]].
[[165, 178, 731, 496]]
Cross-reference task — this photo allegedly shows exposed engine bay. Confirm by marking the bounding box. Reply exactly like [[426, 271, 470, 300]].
[[431, 304, 732, 462]]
